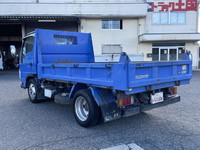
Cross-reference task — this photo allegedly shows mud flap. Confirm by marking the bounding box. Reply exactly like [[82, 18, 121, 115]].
[[90, 87, 122, 122], [100, 102, 122, 122]]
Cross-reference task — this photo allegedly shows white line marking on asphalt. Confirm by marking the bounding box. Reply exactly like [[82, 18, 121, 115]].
[[100, 143, 144, 150], [128, 143, 144, 150], [101, 144, 129, 150]]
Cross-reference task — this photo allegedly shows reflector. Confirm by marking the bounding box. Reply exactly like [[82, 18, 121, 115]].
[[170, 87, 177, 94]]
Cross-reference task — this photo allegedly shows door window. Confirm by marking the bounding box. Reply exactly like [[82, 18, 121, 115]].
[[178, 48, 185, 60], [152, 48, 159, 61], [21, 36, 34, 63], [160, 48, 168, 61], [169, 48, 177, 60]]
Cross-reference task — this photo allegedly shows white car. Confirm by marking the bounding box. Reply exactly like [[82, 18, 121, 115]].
[[0, 52, 3, 70]]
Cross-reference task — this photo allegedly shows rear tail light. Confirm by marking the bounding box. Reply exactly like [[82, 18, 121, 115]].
[[170, 87, 177, 95], [118, 96, 134, 107]]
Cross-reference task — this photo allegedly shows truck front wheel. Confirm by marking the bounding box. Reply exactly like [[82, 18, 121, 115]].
[[28, 79, 42, 103], [73, 89, 101, 127]]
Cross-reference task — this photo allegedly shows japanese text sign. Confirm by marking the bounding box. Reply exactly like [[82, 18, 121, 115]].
[[147, 0, 198, 12]]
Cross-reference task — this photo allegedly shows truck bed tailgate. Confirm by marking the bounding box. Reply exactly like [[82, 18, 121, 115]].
[[127, 60, 192, 94]]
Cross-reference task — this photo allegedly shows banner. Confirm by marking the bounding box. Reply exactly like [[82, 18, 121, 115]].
[[147, 0, 198, 12]]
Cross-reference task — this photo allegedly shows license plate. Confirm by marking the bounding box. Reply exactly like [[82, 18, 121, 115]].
[[150, 92, 164, 104]]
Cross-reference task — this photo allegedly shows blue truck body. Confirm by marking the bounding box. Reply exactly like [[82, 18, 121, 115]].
[[20, 29, 192, 127]]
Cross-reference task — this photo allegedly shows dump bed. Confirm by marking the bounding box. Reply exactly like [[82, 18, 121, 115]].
[[38, 60, 192, 94], [35, 29, 192, 94]]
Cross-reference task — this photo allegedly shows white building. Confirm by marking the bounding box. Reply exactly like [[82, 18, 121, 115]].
[[0, 0, 199, 68]]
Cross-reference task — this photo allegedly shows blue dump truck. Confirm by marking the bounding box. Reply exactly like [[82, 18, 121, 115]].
[[19, 29, 192, 127]]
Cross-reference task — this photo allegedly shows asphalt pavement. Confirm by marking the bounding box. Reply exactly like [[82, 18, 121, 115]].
[[0, 70, 200, 150]]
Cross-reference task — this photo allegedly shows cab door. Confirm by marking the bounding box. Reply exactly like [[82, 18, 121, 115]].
[[19, 35, 36, 88]]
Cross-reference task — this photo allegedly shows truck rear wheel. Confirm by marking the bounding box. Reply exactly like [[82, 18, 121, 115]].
[[73, 89, 101, 127], [28, 79, 42, 103]]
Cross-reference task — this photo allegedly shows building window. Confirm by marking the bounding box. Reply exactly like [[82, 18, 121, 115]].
[[102, 44, 122, 54], [152, 12, 186, 25], [170, 12, 185, 24], [102, 20, 123, 29]]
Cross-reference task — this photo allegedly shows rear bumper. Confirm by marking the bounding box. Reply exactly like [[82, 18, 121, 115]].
[[101, 95, 180, 122], [123, 95, 180, 117]]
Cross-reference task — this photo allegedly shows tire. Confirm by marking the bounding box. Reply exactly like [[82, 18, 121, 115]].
[[73, 89, 101, 127], [27, 78, 42, 103]]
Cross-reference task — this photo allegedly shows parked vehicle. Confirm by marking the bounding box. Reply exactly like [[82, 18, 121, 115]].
[[0, 51, 3, 70], [19, 29, 192, 127]]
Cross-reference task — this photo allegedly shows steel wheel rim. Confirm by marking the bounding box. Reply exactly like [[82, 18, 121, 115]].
[[29, 83, 36, 99], [75, 96, 89, 121]]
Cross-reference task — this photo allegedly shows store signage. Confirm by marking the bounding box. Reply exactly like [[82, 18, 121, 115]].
[[147, 0, 198, 12]]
